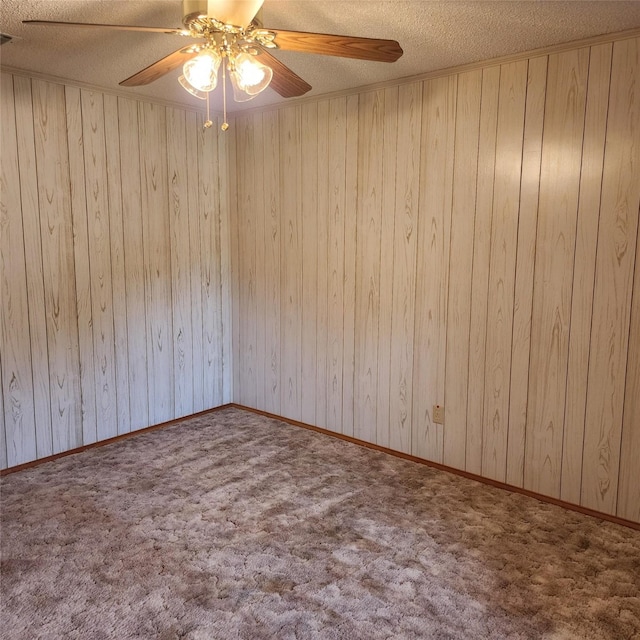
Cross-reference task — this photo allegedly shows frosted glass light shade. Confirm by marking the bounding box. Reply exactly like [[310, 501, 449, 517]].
[[232, 52, 273, 96], [178, 75, 207, 99], [183, 50, 221, 92]]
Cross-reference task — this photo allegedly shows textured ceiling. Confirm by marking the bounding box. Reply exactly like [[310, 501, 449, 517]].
[[2, 1, 640, 113]]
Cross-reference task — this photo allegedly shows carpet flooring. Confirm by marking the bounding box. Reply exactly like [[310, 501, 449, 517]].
[[1, 407, 639, 639]]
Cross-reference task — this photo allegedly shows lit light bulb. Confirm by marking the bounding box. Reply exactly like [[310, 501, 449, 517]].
[[183, 50, 221, 92], [231, 52, 273, 96], [178, 75, 206, 100]]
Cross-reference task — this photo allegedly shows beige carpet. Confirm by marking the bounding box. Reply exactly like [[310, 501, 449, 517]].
[[1, 407, 639, 639]]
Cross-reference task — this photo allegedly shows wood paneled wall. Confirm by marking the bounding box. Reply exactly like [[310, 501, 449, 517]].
[[231, 36, 640, 522], [0, 73, 233, 469]]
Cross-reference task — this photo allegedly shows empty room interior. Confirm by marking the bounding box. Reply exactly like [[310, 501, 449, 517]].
[[1, 1, 640, 637]]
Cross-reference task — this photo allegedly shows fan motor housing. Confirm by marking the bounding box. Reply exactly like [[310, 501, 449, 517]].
[[182, 0, 264, 27]]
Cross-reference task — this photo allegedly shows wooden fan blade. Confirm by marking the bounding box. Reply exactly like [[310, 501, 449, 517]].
[[270, 29, 403, 62], [256, 48, 311, 98], [23, 20, 187, 35], [183, 0, 263, 27], [120, 47, 199, 86]]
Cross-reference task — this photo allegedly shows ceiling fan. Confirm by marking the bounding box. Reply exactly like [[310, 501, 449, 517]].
[[24, 0, 403, 128]]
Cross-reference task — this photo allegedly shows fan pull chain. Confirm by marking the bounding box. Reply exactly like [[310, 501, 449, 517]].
[[203, 90, 213, 130], [221, 57, 229, 131]]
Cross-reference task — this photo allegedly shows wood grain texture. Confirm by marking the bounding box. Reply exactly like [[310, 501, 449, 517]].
[[444, 70, 481, 469], [103, 94, 131, 435], [255, 48, 312, 98], [524, 49, 589, 497], [12, 75, 53, 458], [253, 113, 267, 412], [138, 102, 174, 424], [80, 89, 118, 442], [119, 47, 199, 87], [561, 44, 613, 504], [262, 110, 281, 416], [466, 66, 500, 476], [482, 60, 527, 483], [186, 111, 205, 412], [166, 107, 194, 418], [65, 85, 98, 447], [376, 85, 397, 449], [354, 90, 385, 443], [199, 120, 224, 409], [1, 71, 232, 471], [236, 117, 258, 408], [326, 98, 348, 434], [315, 100, 328, 431], [412, 76, 456, 463], [32, 79, 82, 455], [0, 73, 37, 466], [117, 97, 149, 431], [272, 29, 403, 62], [341, 94, 359, 438], [617, 206, 640, 522], [0, 364, 5, 470], [506, 56, 547, 487], [300, 102, 319, 426], [217, 116, 235, 405], [582, 37, 640, 515], [279, 106, 302, 420], [389, 82, 421, 455]]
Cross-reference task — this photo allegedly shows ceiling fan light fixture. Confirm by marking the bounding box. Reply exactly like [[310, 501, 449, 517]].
[[232, 52, 273, 96], [183, 49, 221, 91], [178, 74, 207, 99], [229, 70, 258, 102]]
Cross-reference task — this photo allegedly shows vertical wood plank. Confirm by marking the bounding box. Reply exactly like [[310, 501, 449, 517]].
[[280, 106, 302, 420], [103, 94, 131, 435], [506, 56, 547, 487], [482, 60, 527, 482], [117, 97, 149, 431], [217, 115, 235, 404], [236, 116, 257, 407], [138, 101, 173, 424], [444, 70, 481, 468], [466, 66, 500, 475], [80, 89, 118, 442], [13, 75, 53, 458], [301, 102, 319, 426], [561, 44, 613, 503], [582, 38, 640, 514], [617, 208, 640, 522], [342, 94, 359, 437], [315, 100, 329, 429], [166, 107, 194, 418], [376, 85, 397, 449], [263, 110, 281, 415], [524, 49, 589, 496], [354, 90, 385, 443], [32, 79, 82, 453], [199, 119, 223, 408], [252, 113, 267, 411], [186, 111, 204, 412], [65, 85, 97, 447], [327, 97, 348, 434], [389, 82, 421, 455], [412, 76, 456, 463], [0, 73, 37, 466], [0, 363, 6, 469]]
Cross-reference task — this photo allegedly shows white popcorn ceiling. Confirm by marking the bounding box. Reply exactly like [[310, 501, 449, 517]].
[[2, 0, 640, 113]]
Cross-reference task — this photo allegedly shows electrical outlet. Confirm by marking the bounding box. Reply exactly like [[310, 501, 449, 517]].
[[433, 404, 445, 425]]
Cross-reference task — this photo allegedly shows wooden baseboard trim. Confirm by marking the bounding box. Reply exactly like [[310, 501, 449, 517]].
[[0, 405, 233, 477], [231, 404, 640, 532]]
